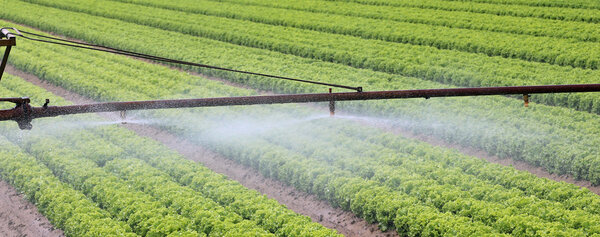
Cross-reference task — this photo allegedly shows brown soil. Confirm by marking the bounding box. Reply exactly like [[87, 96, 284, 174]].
[[6, 66, 395, 236], [0, 179, 64, 237]]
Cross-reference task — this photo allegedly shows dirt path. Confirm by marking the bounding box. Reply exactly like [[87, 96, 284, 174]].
[[6, 66, 396, 237], [0, 179, 64, 237]]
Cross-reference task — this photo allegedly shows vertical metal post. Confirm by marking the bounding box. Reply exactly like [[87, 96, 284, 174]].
[[523, 94, 530, 107], [329, 88, 335, 116], [0, 45, 12, 81], [0, 29, 16, 82]]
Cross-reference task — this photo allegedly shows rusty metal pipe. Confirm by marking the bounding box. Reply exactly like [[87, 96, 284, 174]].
[[2, 84, 600, 129], [35, 84, 600, 118]]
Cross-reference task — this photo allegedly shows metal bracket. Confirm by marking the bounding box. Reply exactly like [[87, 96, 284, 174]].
[[0, 97, 30, 106], [43, 99, 50, 109], [329, 88, 335, 116], [0, 97, 32, 130], [0, 28, 16, 82]]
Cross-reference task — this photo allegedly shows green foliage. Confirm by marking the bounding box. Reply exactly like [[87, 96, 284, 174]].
[[326, 0, 600, 23], [20, 136, 199, 236], [0, 75, 337, 236], [176, 0, 600, 42], [3, 15, 600, 187], [5, 0, 600, 113], [26, 0, 600, 70], [0, 81, 136, 236], [3, 2, 600, 235], [95, 126, 340, 237]]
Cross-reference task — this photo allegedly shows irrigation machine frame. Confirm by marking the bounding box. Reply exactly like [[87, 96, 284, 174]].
[[1, 28, 600, 130]]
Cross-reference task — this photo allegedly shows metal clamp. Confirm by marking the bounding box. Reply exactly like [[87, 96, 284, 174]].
[[0, 97, 30, 106], [0, 97, 32, 130]]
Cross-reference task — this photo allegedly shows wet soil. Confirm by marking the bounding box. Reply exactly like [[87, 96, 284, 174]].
[[0, 179, 64, 237]]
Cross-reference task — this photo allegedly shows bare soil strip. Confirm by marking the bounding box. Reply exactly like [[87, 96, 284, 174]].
[[0, 179, 64, 237], [6, 65, 396, 237]]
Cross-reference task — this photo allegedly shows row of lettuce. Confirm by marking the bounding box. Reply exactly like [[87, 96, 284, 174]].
[[0, 76, 339, 236], [8, 0, 600, 115], [21, 0, 600, 72], [5, 22, 600, 235], [0, 76, 555, 236], [326, 0, 600, 23], [138, 104, 600, 236], [195, 0, 600, 42], [20, 59, 600, 235], [443, 0, 600, 10], [192, 113, 598, 236], [4, 15, 600, 187], [0, 75, 138, 236]]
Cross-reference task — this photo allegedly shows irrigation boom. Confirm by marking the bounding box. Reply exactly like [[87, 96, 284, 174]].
[[3, 84, 600, 130], [2, 28, 600, 129]]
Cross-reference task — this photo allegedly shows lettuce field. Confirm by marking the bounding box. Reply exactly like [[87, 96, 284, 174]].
[[1, 0, 600, 236]]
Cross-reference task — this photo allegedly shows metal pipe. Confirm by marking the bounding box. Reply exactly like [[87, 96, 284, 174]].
[[36, 84, 600, 117], [0, 45, 13, 81], [2, 84, 600, 129]]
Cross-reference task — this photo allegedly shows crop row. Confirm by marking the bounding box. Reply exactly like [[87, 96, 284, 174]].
[[17, 113, 338, 235], [145, 106, 600, 235], [132, 105, 599, 235], [57, 128, 337, 237], [93, 125, 342, 237], [5, 12, 600, 186], [206, 126, 588, 235], [24, 0, 600, 71], [8, 25, 593, 234], [7, 66, 600, 235], [200, 0, 600, 42], [10, 0, 600, 115], [0, 135, 139, 237], [1, 71, 339, 235], [92, 122, 504, 236], [264, 120, 600, 223], [0, 73, 338, 236], [20, 133, 204, 236], [137, 104, 600, 235], [0, 76, 137, 237], [4, 17, 600, 186], [325, 0, 600, 23], [445, 0, 600, 10], [6, 21, 600, 235], [20, 130, 300, 236]]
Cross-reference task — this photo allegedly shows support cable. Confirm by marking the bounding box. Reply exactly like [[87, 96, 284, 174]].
[[1, 28, 362, 92]]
